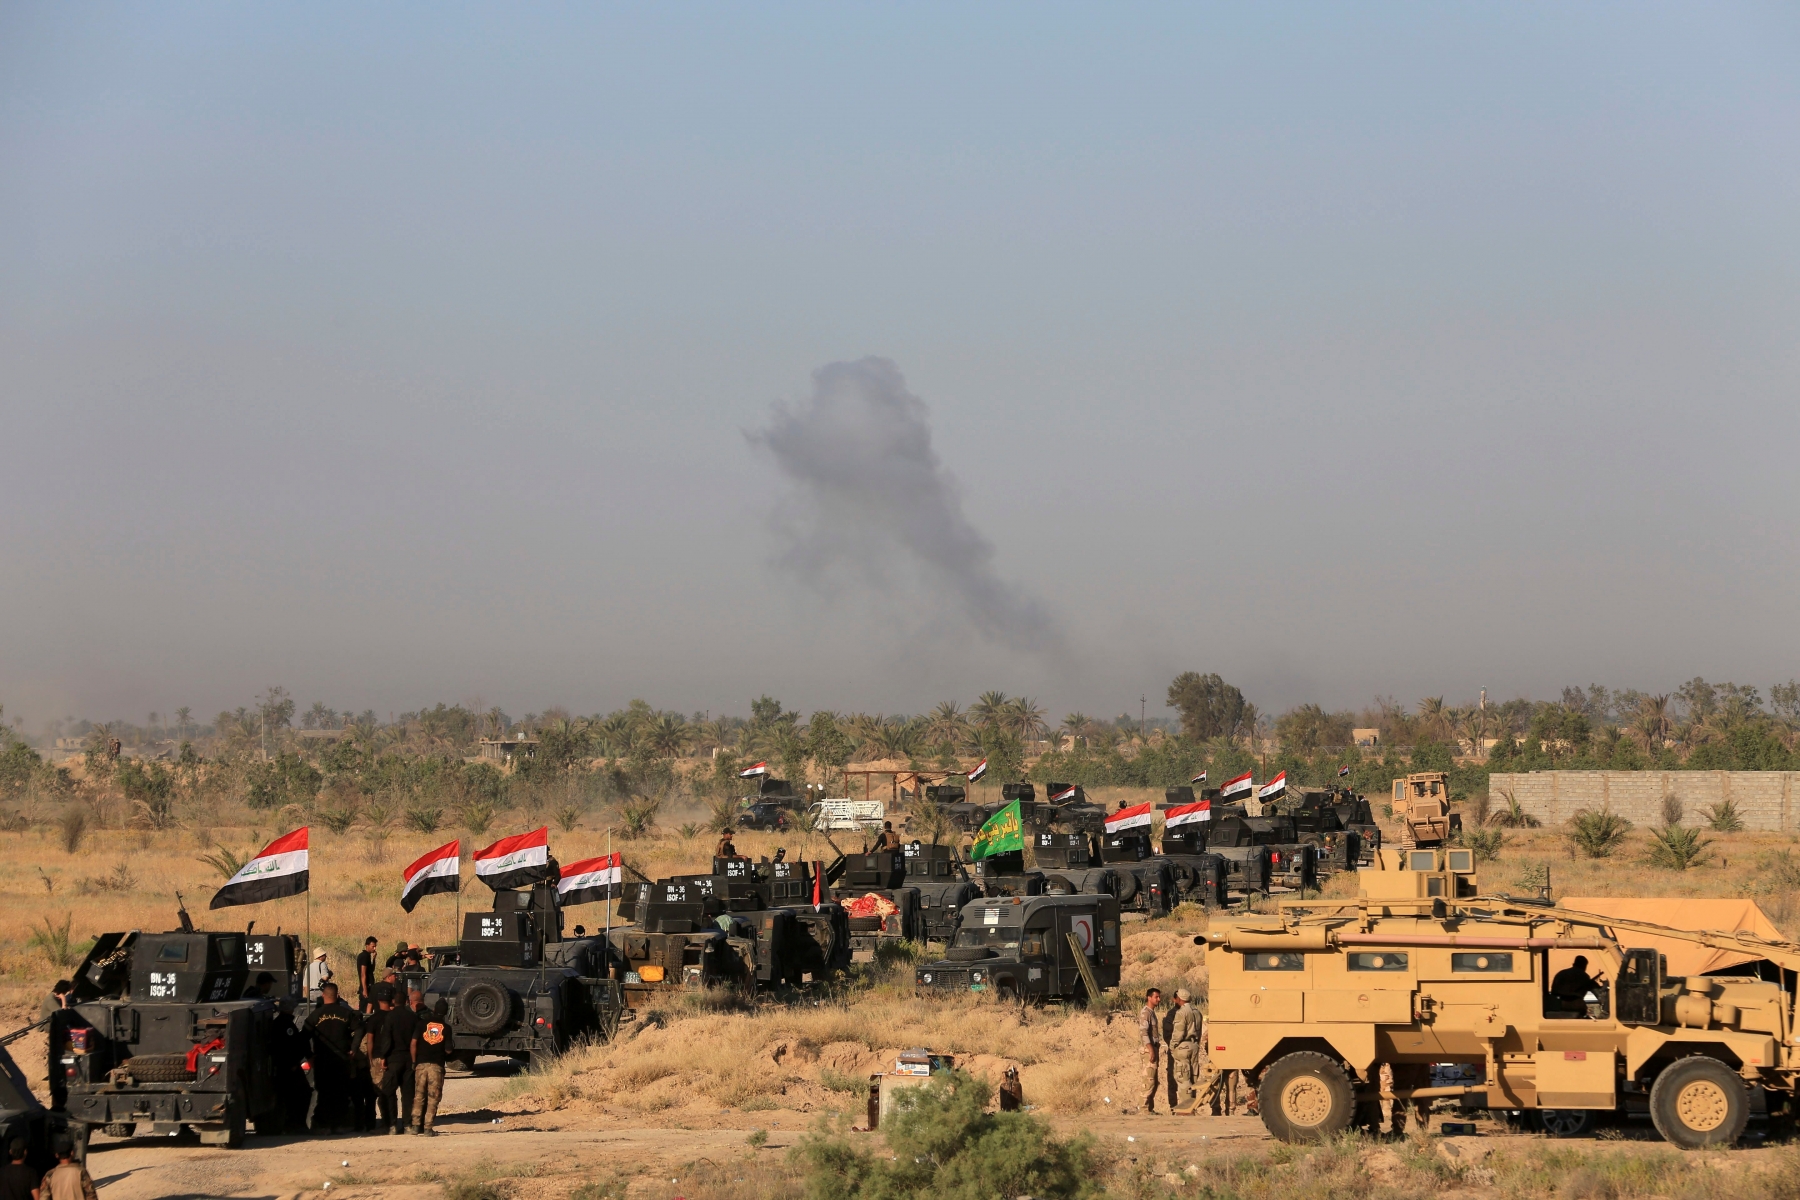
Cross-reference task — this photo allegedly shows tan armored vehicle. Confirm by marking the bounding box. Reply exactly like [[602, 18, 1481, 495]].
[[1200, 847, 1800, 1147], [1390, 771, 1461, 848]]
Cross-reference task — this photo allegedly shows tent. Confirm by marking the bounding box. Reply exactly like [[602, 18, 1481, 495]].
[[1560, 897, 1789, 978]]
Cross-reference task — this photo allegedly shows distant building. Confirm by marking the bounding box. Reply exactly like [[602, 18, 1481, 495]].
[[477, 738, 537, 764], [1352, 728, 1380, 749]]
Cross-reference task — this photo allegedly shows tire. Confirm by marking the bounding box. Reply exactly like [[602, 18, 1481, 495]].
[[458, 980, 514, 1036], [224, 1112, 246, 1150], [1258, 1052, 1355, 1142], [1113, 871, 1139, 904], [1043, 874, 1075, 896], [122, 1055, 196, 1083], [103, 1123, 132, 1139], [1536, 1109, 1595, 1138], [1650, 1057, 1748, 1149]]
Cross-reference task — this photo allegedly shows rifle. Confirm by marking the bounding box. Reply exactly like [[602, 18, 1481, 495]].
[[0, 1019, 47, 1050]]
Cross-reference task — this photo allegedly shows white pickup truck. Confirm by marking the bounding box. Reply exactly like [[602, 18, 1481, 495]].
[[807, 798, 886, 831]]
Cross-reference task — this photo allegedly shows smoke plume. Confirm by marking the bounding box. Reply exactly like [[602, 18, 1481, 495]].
[[749, 357, 1060, 654]]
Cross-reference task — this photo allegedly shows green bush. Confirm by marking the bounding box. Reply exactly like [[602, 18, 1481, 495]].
[[1646, 824, 1713, 871], [1703, 798, 1745, 832], [796, 1069, 1098, 1200], [1457, 827, 1508, 863], [1566, 807, 1631, 859], [817, 1067, 866, 1094]]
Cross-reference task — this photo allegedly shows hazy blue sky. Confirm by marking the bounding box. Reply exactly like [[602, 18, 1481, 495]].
[[3, 4, 1798, 728]]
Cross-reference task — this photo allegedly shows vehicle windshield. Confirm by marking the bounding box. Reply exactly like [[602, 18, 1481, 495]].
[[952, 925, 1020, 952]]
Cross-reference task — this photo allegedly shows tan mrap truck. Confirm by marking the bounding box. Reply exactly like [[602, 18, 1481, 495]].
[[1198, 847, 1800, 1147], [1390, 771, 1461, 848]]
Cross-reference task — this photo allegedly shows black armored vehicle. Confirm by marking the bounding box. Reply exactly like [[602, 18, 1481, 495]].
[[1200, 805, 1318, 893], [1040, 782, 1108, 833], [737, 776, 801, 830], [422, 881, 625, 1069], [56, 920, 305, 1149], [1282, 786, 1377, 870], [1095, 830, 1179, 916], [827, 850, 924, 952], [915, 893, 1121, 1003], [899, 842, 982, 943], [610, 859, 852, 1005]]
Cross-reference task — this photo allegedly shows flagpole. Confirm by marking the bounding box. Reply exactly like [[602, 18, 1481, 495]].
[[605, 830, 612, 942]]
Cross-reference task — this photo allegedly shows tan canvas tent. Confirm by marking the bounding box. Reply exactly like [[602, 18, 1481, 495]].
[[1560, 897, 1788, 977]]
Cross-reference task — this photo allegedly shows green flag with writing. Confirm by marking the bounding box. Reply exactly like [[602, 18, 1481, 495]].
[[969, 799, 1024, 861]]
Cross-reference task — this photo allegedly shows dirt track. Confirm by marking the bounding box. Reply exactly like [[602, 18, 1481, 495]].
[[76, 1060, 1280, 1199]]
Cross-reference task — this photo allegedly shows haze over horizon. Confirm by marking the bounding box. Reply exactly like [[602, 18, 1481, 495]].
[[4, 5, 1798, 730]]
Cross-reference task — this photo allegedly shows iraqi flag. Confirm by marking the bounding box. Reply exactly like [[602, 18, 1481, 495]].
[[1338, 764, 1351, 778], [210, 827, 309, 909], [1190, 771, 1207, 785], [1164, 799, 1212, 828], [1050, 784, 1078, 803], [1104, 802, 1153, 834], [1221, 770, 1254, 799], [966, 758, 988, 784], [738, 761, 769, 778], [401, 840, 460, 913], [473, 827, 553, 891], [557, 853, 624, 907], [1258, 771, 1288, 801]]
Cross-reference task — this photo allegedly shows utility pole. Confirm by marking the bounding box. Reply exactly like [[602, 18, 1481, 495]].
[[1140, 695, 1147, 741]]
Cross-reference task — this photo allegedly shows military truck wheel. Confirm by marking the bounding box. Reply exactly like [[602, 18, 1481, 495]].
[[1258, 1052, 1354, 1142], [1535, 1109, 1595, 1138], [459, 980, 514, 1036], [103, 1123, 132, 1139], [1043, 874, 1075, 895], [1650, 1057, 1748, 1149]]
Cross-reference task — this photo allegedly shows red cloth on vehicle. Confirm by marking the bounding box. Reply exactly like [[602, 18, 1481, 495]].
[[842, 892, 899, 919], [185, 1037, 225, 1073]]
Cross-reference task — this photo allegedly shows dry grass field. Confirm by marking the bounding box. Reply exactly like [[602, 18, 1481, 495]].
[[7, 790, 1800, 1196]]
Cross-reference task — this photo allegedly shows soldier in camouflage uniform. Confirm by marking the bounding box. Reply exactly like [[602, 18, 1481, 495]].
[[1137, 987, 1164, 1113], [1166, 988, 1203, 1112]]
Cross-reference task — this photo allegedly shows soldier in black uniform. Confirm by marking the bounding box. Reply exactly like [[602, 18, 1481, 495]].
[[302, 982, 362, 1134], [375, 986, 419, 1133], [715, 831, 740, 858]]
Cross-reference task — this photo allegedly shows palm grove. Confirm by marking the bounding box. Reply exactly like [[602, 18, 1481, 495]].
[[3, 674, 1799, 856]]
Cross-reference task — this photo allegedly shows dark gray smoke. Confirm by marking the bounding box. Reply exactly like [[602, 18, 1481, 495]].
[[749, 357, 1060, 654]]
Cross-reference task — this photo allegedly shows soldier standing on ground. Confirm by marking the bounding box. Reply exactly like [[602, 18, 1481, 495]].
[[410, 998, 452, 1136], [355, 937, 379, 1013], [39, 1141, 95, 1200], [302, 982, 361, 1134], [376, 985, 420, 1133], [1137, 987, 1164, 1114], [305, 948, 333, 1000], [1167, 989, 1202, 1113], [0, 1138, 38, 1200]]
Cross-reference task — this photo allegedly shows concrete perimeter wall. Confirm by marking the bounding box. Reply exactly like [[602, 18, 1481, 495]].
[[1489, 771, 1800, 832]]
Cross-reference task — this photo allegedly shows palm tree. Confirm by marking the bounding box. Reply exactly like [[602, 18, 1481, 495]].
[[639, 714, 691, 759], [971, 691, 1010, 731], [1417, 696, 1450, 742], [1061, 712, 1093, 749], [925, 702, 970, 750], [1634, 694, 1671, 751], [1457, 707, 1488, 759], [1004, 697, 1048, 746]]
